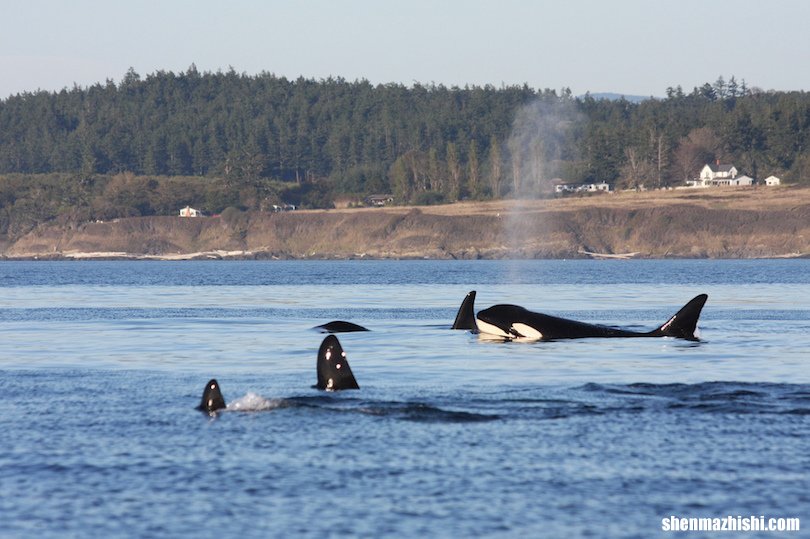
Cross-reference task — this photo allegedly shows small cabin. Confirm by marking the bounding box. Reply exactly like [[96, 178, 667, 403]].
[[179, 206, 204, 217], [764, 175, 781, 186], [588, 182, 612, 192], [712, 175, 754, 187], [366, 194, 394, 207], [554, 181, 611, 194]]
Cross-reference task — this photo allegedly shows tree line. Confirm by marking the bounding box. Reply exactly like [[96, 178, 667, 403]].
[[1, 68, 809, 228]]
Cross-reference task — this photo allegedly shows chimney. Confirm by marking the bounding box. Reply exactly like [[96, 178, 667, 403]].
[[716, 158, 720, 166]]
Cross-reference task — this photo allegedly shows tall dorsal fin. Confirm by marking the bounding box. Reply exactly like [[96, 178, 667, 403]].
[[315, 335, 359, 391], [198, 379, 227, 413], [451, 290, 477, 330], [649, 294, 708, 340]]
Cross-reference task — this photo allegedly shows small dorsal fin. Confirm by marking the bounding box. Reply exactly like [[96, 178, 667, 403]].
[[315, 336, 360, 391], [198, 379, 227, 413], [451, 291, 477, 330]]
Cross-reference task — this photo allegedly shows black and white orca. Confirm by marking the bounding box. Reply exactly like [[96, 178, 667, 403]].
[[315, 335, 360, 390], [475, 294, 708, 342], [451, 291, 478, 330], [313, 321, 370, 333], [197, 336, 360, 412]]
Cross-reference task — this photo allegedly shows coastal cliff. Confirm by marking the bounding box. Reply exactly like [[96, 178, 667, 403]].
[[3, 187, 809, 260]]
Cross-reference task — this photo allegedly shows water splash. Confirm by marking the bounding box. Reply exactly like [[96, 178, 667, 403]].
[[226, 392, 283, 412]]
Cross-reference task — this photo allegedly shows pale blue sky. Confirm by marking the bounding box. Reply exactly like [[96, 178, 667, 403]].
[[2, 0, 809, 98]]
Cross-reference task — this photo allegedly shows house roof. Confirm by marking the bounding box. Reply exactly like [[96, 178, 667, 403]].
[[707, 163, 736, 173]]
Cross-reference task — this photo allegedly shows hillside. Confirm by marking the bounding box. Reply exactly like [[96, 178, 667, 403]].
[[2, 71, 810, 206], [3, 187, 809, 260]]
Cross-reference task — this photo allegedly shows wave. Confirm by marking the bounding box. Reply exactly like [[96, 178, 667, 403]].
[[577, 381, 810, 415], [214, 393, 498, 423], [206, 382, 810, 422]]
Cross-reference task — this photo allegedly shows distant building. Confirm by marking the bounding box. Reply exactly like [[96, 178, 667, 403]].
[[588, 182, 612, 192], [554, 181, 611, 194], [271, 203, 297, 212], [365, 194, 394, 207], [764, 175, 782, 186], [701, 162, 738, 182], [553, 180, 574, 193], [179, 206, 204, 217], [718, 175, 754, 187], [687, 162, 740, 188], [685, 162, 784, 189]]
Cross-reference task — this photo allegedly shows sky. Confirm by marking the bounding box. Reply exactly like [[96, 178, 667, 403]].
[[2, 0, 809, 99]]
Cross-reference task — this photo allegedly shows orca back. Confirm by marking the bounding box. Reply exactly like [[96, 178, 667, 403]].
[[316, 335, 359, 390], [314, 320, 370, 333], [477, 294, 709, 341], [198, 379, 227, 413], [452, 291, 477, 330]]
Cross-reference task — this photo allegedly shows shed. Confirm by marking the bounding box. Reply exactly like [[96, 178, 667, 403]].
[[179, 206, 204, 217], [366, 194, 394, 207], [764, 175, 781, 186]]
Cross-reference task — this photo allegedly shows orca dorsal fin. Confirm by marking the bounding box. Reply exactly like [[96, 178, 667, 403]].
[[315, 335, 359, 391], [198, 379, 227, 413], [452, 291, 478, 330], [650, 294, 708, 340]]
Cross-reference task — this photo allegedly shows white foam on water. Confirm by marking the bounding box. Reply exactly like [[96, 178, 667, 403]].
[[226, 392, 283, 412]]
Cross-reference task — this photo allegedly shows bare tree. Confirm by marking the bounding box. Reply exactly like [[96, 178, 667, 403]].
[[619, 147, 657, 189], [488, 136, 502, 198], [672, 128, 721, 184], [446, 142, 462, 201], [467, 140, 480, 199], [508, 137, 522, 195]]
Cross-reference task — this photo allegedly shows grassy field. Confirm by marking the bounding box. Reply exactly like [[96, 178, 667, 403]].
[[342, 185, 809, 217]]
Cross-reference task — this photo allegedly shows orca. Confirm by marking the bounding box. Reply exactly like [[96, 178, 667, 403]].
[[475, 294, 708, 342], [197, 337, 360, 412], [198, 378, 227, 413], [315, 335, 360, 390], [451, 291, 478, 330], [314, 320, 370, 333]]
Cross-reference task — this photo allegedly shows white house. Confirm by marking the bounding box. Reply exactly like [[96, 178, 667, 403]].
[[179, 206, 203, 217], [687, 162, 740, 188], [764, 175, 781, 186]]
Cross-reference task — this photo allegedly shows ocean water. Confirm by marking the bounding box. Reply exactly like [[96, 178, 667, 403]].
[[0, 259, 808, 538]]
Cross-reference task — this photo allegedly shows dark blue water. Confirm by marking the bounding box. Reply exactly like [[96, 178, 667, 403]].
[[1, 260, 808, 538]]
